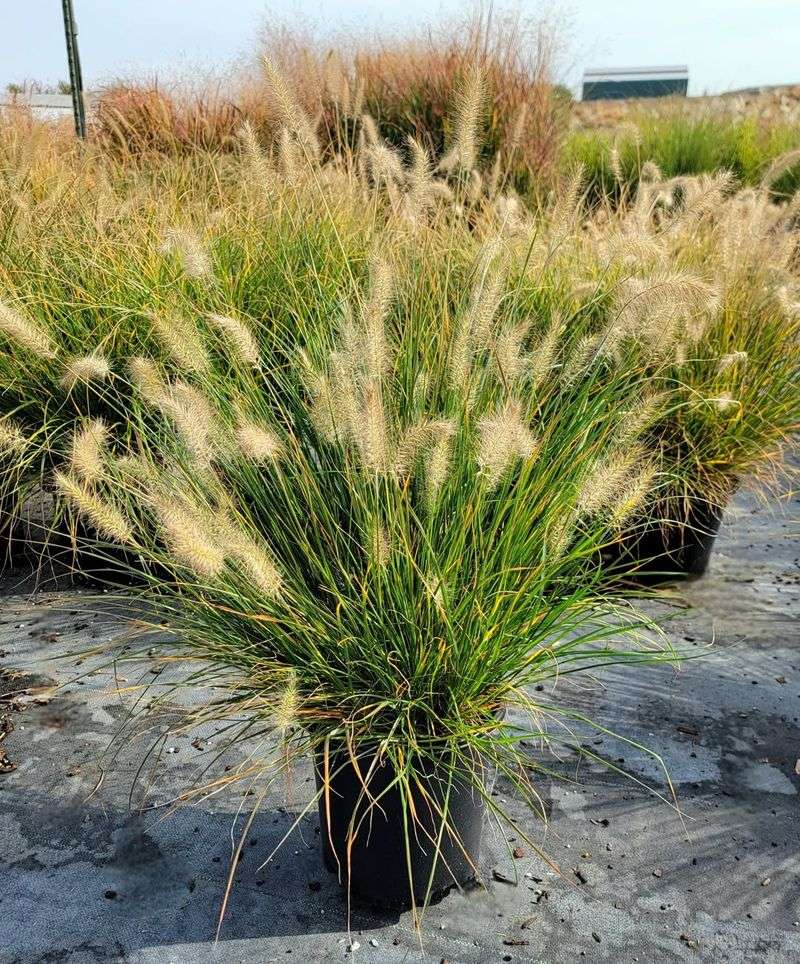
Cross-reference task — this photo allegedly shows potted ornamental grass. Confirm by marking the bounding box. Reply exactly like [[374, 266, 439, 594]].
[[561, 161, 800, 580], [0, 120, 370, 573], [51, 225, 678, 914]]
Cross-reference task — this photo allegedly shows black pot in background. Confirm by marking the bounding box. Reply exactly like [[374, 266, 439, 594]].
[[604, 499, 724, 584], [315, 745, 485, 909]]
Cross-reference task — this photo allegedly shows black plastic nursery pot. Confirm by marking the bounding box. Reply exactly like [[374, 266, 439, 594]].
[[315, 744, 486, 909], [605, 498, 724, 583]]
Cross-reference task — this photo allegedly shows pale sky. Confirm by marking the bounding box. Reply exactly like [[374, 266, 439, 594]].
[[3, 1, 799, 97]]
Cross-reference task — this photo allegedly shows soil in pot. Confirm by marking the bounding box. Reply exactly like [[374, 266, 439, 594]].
[[604, 499, 724, 584], [315, 745, 485, 909]]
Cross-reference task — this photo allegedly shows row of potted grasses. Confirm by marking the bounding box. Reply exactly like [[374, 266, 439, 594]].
[[0, 68, 798, 916]]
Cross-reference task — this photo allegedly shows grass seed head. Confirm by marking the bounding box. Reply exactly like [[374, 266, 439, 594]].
[[161, 227, 213, 280], [153, 497, 226, 579], [0, 417, 27, 453], [0, 299, 56, 359], [60, 353, 112, 391], [717, 350, 748, 373], [262, 56, 321, 161], [150, 311, 210, 374], [477, 398, 538, 488], [438, 62, 485, 174], [208, 313, 260, 367], [69, 419, 109, 484], [55, 471, 133, 544], [235, 421, 284, 463], [424, 422, 457, 507], [129, 356, 166, 404]]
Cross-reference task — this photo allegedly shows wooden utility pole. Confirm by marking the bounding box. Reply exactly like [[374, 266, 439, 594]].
[[61, 0, 86, 138]]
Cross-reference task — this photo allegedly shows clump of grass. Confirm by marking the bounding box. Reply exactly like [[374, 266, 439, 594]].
[[58, 222, 675, 919], [564, 109, 800, 208], [569, 157, 800, 522]]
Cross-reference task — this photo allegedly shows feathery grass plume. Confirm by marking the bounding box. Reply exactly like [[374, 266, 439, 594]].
[[115, 454, 157, 485], [438, 61, 485, 174], [277, 127, 300, 181], [161, 227, 213, 281], [614, 393, 666, 448], [545, 510, 578, 561], [69, 419, 109, 484], [528, 316, 562, 391], [613, 271, 720, 349], [493, 194, 525, 234], [609, 144, 623, 186], [165, 381, 218, 463], [235, 421, 284, 463], [674, 171, 736, 226], [0, 417, 26, 453], [360, 256, 393, 379], [760, 147, 800, 190], [360, 113, 380, 146], [710, 391, 738, 413], [551, 164, 586, 230], [487, 152, 503, 200], [0, 299, 56, 358], [561, 334, 600, 387], [448, 254, 506, 390], [305, 368, 337, 442], [595, 225, 666, 270], [776, 285, 800, 319], [60, 353, 111, 391], [207, 313, 260, 367], [303, 341, 360, 445], [492, 320, 530, 388], [350, 78, 365, 120], [422, 571, 446, 611], [272, 670, 298, 731], [640, 160, 662, 183], [323, 50, 350, 115], [367, 142, 405, 188], [577, 447, 642, 516], [393, 418, 455, 479], [368, 522, 391, 569], [571, 280, 600, 303], [262, 56, 320, 161], [406, 136, 432, 193], [128, 356, 166, 405], [150, 311, 210, 374], [609, 463, 658, 528], [55, 471, 133, 544], [330, 351, 363, 439], [358, 377, 389, 474], [424, 421, 456, 507], [717, 350, 748, 373], [220, 520, 282, 599], [237, 121, 273, 187], [506, 102, 529, 161], [469, 263, 506, 348], [477, 398, 538, 489], [234, 540, 283, 598], [152, 496, 225, 578], [466, 169, 483, 205]]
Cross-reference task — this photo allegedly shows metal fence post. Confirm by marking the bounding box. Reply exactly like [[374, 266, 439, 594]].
[[61, 0, 86, 138]]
